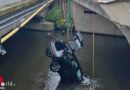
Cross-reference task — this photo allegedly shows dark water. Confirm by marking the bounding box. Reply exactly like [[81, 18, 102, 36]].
[[0, 29, 130, 90]]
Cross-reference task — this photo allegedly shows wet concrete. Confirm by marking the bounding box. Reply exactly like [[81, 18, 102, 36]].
[[0, 29, 130, 90]]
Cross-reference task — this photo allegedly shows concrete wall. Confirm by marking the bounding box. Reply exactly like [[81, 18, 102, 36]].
[[24, 21, 54, 31], [70, 0, 123, 36]]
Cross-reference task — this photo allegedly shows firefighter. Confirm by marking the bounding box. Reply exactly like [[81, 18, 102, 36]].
[[46, 33, 52, 39]]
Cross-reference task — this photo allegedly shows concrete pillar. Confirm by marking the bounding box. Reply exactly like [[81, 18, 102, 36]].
[[70, 0, 123, 36]]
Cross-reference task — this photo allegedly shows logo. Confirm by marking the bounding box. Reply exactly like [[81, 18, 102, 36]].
[[0, 76, 16, 90]]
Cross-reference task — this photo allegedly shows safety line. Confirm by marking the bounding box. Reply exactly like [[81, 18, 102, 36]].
[[92, 13, 95, 78], [67, 0, 70, 40], [1, 0, 53, 43]]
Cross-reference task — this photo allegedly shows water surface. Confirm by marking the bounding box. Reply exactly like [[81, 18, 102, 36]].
[[0, 29, 130, 90]]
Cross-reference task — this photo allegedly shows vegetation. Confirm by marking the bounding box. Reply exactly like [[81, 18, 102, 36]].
[[46, 6, 67, 30]]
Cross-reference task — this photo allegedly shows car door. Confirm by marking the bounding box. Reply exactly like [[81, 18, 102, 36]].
[[67, 32, 83, 52]]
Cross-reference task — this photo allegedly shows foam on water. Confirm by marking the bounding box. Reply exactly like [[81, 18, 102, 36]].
[[44, 70, 61, 90], [81, 76, 91, 85], [44, 70, 102, 90], [73, 76, 102, 90]]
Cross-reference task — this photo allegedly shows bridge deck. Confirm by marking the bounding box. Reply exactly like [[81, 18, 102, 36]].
[[101, 1, 130, 27], [72, 0, 130, 45]]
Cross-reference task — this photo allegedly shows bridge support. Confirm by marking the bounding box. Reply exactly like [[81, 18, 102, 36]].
[[70, 0, 123, 36], [70, 0, 130, 45]]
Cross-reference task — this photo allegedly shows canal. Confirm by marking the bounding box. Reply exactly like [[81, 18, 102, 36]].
[[0, 28, 130, 90]]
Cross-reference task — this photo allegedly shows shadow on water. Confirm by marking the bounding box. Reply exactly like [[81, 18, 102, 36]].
[[0, 28, 130, 90]]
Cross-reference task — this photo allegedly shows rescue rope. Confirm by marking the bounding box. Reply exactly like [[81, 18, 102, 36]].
[[92, 12, 95, 78]]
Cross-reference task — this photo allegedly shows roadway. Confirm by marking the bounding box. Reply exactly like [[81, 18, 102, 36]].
[[0, 0, 50, 38]]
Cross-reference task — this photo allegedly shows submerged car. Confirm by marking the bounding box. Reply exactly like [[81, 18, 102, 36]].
[[46, 32, 84, 83]]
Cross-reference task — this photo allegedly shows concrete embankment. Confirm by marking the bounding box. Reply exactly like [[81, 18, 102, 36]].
[[0, 0, 38, 16], [24, 21, 54, 31]]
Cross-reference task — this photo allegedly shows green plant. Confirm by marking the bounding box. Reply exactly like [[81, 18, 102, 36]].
[[46, 6, 66, 30]]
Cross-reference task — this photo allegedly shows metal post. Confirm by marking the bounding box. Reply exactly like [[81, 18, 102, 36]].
[[67, 0, 70, 40]]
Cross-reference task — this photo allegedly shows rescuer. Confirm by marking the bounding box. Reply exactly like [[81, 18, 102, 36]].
[[46, 33, 52, 39], [62, 30, 65, 35]]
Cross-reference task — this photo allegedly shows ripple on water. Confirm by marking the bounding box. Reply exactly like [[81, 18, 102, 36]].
[[43, 70, 102, 90], [70, 76, 102, 90]]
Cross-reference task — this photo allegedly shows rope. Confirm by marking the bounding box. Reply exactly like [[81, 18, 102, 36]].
[[92, 13, 95, 77]]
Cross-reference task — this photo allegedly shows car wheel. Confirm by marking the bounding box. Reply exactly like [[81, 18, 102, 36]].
[[46, 49, 52, 57], [50, 62, 60, 72]]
